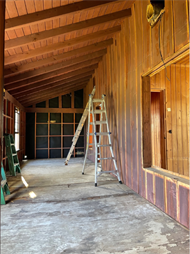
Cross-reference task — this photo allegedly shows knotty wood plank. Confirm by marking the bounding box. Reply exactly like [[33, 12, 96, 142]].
[[4, 39, 113, 76], [5, 9, 131, 49], [5, 26, 121, 65]]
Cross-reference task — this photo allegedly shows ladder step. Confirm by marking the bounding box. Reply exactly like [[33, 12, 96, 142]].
[[98, 157, 115, 160], [14, 163, 19, 166], [12, 153, 17, 156], [89, 132, 111, 136], [92, 99, 104, 103], [90, 121, 107, 125], [97, 144, 111, 147], [92, 110, 106, 114], [1, 180, 7, 187], [11, 144, 15, 146]]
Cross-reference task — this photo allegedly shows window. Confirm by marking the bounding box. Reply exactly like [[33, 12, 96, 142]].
[[14, 108, 20, 151]]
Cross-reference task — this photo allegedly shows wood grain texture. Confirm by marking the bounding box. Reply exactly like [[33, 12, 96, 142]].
[[5, 9, 131, 49], [5, 26, 121, 65], [5, 1, 120, 31]]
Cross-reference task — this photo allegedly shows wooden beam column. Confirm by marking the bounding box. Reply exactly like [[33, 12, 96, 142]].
[[0, 1, 5, 164]]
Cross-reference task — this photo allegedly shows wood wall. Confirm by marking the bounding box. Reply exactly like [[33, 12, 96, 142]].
[[151, 63, 189, 176], [84, 0, 189, 196]]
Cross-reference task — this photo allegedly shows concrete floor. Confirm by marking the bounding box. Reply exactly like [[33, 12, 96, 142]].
[[1, 158, 189, 254]]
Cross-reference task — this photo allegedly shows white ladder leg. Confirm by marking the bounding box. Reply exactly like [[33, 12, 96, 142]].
[[103, 95, 122, 184], [82, 94, 92, 174]]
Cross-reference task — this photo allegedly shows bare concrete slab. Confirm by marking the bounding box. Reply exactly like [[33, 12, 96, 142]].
[[1, 158, 189, 254]]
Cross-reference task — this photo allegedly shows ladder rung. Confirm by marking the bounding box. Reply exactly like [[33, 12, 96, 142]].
[[11, 144, 15, 146], [14, 163, 19, 166], [97, 144, 111, 147], [90, 121, 107, 125], [92, 99, 104, 103], [89, 132, 111, 136], [98, 157, 115, 160], [12, 153, 17, 156], [92, 110, 106, 114]]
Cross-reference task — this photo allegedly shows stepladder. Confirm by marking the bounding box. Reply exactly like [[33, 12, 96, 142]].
[[82, 93, 122, 187], [65, 86, 96, 165], [4, 134, 21, 176], [1, 162, 10, 205]]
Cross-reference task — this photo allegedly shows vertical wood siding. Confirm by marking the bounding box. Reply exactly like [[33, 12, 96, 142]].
[[84, 0, 189, 227]]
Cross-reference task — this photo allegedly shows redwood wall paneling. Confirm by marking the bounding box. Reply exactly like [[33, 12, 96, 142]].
[[166, 180, 177, 220], [147, 172, 154, 204], [151, 92, 161, 168], [155, 175, 165, 211], [179, 185, 189, 228], [150, 65, 189, 176], [83, 0, 189, 227]]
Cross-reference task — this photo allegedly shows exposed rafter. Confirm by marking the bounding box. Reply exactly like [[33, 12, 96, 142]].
[[9, 71, 94, 96], [4, 39, 113, 77], [5, 59, 99, 91], [19, 81, 87, 103], [5, 26, 121, 65], [23, 84, 87, 107], [14, 77, 91, 98], [5, 49, 106, 85], [5, 9, 131, 50], [5, 1, 120, 31]]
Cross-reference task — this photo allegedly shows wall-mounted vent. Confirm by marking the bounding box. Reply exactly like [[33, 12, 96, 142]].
[[146, 0, 165, 27]]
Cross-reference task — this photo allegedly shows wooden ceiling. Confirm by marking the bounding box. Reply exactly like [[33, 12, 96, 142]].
[[4, 0, 134, 107]]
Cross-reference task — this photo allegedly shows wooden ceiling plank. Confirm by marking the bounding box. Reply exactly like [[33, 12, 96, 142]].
[[4, 39, 113, 76], [7, 67, 95, 93], [5, 1, 119, 31], [5, 25, 121, 65], [9, 71, 94, 95], [18, 81, 88, 102], [5, 49, 106, 84], [5, 58, 100, 91], [5, 9, 131, 49], [14, 77, 91, 98], [22, 84, 86, 106]]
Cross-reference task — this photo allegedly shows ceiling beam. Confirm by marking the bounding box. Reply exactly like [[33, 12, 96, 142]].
[[14, 77, 91, 98], [4, 39, 113, 76], [5, 49, 106, 84], [18, 81, 87, 103], [5, 1, 119, 31], [5, 9, 131, 50], [5, 26, 121, 65], [7, 67, 95, 94], [9, 71, 94, 95], [5, 59, 99, 91], [23, 84, 86, 107]]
